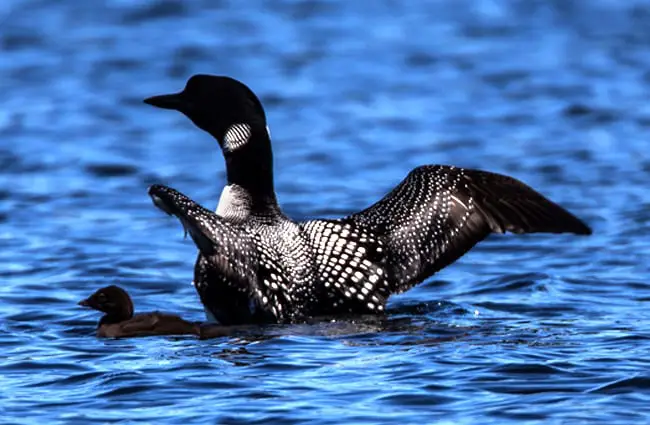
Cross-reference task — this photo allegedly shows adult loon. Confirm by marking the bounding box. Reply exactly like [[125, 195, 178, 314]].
[[144, 75, 591, 325]]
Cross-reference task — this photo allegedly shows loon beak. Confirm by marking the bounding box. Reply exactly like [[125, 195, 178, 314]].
[[143, 92, 185, 111], [78, 298, 90, 307]]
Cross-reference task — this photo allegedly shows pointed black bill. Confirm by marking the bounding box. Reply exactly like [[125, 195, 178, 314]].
[[143, 92, 185, 110], [78, 298, 90, 307]]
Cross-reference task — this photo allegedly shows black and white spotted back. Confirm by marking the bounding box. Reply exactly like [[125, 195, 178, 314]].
[[300, 220, 390, 314]]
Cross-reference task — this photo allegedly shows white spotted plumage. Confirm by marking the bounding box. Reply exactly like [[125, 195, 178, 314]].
[[160, 166, 474, 321], [151, 162, 590, 324], [147, 75, 590, 325]]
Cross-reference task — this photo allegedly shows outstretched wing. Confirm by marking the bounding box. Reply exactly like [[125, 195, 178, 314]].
[[148, 184, 259, 285], [347, 165, 591, 294], [148, 184, 301, 323]]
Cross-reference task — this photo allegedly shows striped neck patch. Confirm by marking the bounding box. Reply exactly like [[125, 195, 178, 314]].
[[223, 123, 252, 152]]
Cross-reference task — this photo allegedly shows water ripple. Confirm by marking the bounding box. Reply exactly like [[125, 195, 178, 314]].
[[0, 0, 647, 423]]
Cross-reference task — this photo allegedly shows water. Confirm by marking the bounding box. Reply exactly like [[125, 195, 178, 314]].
[[1, 0, 649, 423]]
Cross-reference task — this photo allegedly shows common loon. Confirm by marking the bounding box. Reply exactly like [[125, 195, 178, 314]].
[[79, 285, 200, 338], [144, 75, 591, 325]]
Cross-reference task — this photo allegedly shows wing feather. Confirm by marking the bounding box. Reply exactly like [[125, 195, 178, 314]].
[[348, 165, 591, 293]]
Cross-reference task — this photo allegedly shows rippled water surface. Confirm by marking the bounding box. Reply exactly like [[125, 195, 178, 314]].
[[2, 0, 650, 423]]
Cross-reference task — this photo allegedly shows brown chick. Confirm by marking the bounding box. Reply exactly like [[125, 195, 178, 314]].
[[78, 285, 200, 338]]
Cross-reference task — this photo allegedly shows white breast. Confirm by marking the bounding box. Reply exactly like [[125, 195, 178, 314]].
[[215, 184, 252, 222]]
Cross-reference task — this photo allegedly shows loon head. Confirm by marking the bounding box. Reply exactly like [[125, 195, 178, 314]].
[[79, 285, 135, 322], [144, 75, 267, 152]]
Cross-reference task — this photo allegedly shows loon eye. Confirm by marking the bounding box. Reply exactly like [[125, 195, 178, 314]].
[[97, 293, 107, 302]]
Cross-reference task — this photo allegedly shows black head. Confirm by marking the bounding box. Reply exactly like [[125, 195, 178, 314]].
[[78, 285, 135, 322], [144, 75, 267, 145]]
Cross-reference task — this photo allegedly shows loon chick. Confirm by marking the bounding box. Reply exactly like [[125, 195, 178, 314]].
[[79, 285, 200, 338], [144, 75, 592, 325]]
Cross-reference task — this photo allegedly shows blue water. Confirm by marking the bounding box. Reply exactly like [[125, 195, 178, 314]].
[[1, 0, 649, 423]]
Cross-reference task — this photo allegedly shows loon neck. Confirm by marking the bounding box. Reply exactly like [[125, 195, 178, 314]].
[[221, 127, 280, 214]]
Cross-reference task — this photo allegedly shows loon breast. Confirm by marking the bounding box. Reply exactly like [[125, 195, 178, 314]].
[[215, 184, 251, 223]]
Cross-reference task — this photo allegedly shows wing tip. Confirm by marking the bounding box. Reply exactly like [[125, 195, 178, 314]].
[[569, 220, 592, 236], [502, 217, 593, 235], [546, 209, 593, 236]]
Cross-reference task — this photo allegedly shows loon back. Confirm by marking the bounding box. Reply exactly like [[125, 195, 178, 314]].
[[148, 164, 590, 324]]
